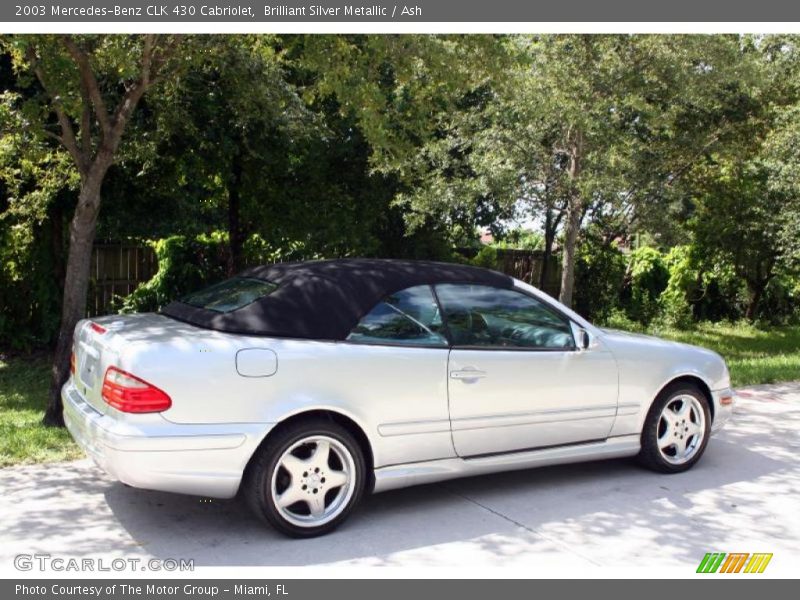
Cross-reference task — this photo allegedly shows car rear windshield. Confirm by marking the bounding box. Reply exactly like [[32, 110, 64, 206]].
[[181, 277, 278, 313]]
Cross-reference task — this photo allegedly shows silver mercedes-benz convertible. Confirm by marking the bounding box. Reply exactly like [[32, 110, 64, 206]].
[[63, 259, 734, 537]]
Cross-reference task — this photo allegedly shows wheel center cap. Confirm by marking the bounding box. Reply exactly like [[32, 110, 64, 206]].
[[308, 473, 321, 485]]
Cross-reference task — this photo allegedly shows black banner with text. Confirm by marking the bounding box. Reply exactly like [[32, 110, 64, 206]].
[[4, 580, 795, 600], [5, 0, 800, 23]]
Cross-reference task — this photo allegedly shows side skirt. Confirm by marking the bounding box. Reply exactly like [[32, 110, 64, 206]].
[[372, 434, 641, 493]]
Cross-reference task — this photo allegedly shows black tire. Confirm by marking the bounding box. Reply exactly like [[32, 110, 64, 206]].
[[638, 383, 712, 474], [243, 418, 366, 538]]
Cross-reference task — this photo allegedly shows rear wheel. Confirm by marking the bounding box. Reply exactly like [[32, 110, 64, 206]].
[[638, 383, 711, 473], [244, 419, 366, 537]]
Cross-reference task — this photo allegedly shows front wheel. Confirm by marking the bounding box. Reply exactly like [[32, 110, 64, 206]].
[[244, 419, 366, 537], [638, 384, 711, 473]]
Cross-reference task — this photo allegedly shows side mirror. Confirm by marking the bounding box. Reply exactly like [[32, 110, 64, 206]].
[[578, 328, 590, 350]]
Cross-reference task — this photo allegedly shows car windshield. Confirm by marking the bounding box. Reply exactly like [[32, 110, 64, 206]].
[[181, 277, 278, 313]]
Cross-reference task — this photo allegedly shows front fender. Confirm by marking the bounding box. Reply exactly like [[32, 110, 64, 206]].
[[604, 333, 730, 437]]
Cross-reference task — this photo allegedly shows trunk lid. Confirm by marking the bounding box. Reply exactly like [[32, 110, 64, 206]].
[[72, 313, 205, 414]]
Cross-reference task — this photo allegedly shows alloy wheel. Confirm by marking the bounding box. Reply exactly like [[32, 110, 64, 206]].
[[657, 394, 706, 465], [270, 435, 356, 528]]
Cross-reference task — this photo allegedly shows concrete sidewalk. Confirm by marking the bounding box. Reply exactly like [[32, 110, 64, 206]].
[[1, 383, 799, 569]]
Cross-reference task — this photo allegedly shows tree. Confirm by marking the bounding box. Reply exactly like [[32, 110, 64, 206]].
[[296, 35, 507, 249], [669, 36, 800, 320], [1, 35, 182, 425], [124, 35, 414, 263], [396, 35, 766, 308], [759, 53, 800, 286], [691, 159, 790, 320], [148, 35, 312, 273], [496, 36, 766, 307]]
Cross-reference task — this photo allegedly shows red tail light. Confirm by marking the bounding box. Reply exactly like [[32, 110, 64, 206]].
[[101, 367, 171, 413], [90, 322, 107, 334], [70, 351, 76, 375]]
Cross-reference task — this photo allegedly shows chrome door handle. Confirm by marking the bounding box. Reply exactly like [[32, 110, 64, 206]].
[[450, 368, 487, 379]]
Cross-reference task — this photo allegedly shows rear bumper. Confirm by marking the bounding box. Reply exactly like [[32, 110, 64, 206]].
[[62, 379, 273, 498], [711, 387, 735, 434]]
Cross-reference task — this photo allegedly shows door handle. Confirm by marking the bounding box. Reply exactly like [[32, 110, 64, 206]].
[[450, 368, 487, 380]]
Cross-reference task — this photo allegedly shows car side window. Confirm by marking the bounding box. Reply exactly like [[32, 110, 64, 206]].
[[434, 284, 575, 350], [347, 285, 448, 347]]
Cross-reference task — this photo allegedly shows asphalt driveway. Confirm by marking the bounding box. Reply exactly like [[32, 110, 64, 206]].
[[1, 382, 799, 570]]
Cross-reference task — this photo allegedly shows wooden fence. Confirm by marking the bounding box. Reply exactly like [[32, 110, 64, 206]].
[[496, 248, 561, 297], [456, 247, 562, 298], [87, 244, 157, 317], [87, 244, 562, 317]]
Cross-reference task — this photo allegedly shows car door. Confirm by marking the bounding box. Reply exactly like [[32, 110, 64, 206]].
[[342, 284, 454, 465], [436, 283, 619, 457]]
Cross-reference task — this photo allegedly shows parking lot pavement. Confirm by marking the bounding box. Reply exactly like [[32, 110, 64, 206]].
[[1, 382, 799, 571]]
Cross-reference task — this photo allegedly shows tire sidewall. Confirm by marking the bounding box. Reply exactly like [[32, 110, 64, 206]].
[[250, 421, 366, 538], [641, 385, 712, 473]]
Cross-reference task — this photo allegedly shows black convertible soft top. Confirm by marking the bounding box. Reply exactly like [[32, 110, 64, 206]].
[[161, 258, 513, 340]]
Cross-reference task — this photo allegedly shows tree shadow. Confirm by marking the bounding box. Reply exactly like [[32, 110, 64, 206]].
[[1, 392, 798, 568]]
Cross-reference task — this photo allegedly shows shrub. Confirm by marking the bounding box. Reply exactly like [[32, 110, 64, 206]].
[[574, 239, 627, 321], [116, 233, 229, 313], [117, 232, 319, 314], [0, 221, 62, 350], [757, 275, 800, 325], [623, 246, 669, 325], [493, 229, 545, 251], [469, 245, 499, 270], [658, 246, 697, 329], [600, 307, 646, 332], [692, 260, 743, 322], [241, 233, 317, 266], [659, 247, 753, 325]]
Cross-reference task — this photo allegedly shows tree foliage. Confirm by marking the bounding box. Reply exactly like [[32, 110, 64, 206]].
[[1, 34, 800, 417]]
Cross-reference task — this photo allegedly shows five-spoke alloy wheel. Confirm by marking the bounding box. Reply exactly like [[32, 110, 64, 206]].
[[272, 435, 356, 527], [656, 394, 706, 465], [638, 383, 711, 473], [244, 419, 366, 537]]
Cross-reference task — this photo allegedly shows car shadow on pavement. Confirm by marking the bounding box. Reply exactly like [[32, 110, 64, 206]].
[[2, 394, 797, 568], [101, 403, 797, 566]]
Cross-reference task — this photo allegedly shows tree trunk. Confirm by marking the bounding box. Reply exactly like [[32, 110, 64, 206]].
[[227, 154, 244, 275], [558, 198, 582, 308], [43, 176, 104, 426], [743, 257, 775, 323], [539, 203, 564, 292], [540, 209, 554, 290], [557, 131, 584, 308], [745, 282, 765, 322]]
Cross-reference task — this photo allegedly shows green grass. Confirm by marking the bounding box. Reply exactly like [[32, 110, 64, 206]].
[[0, 353, 81, 467], [1, 321, 798, 467], [625, 322, 800, 388]]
